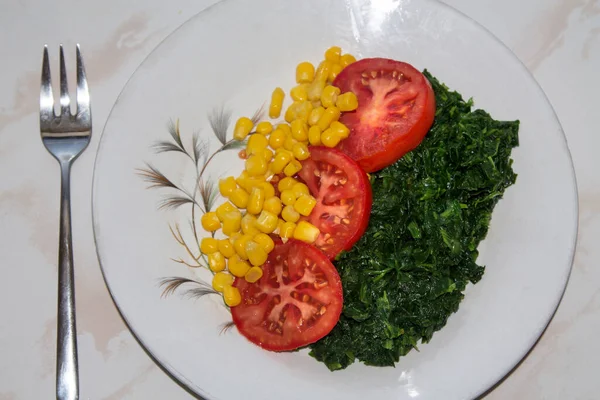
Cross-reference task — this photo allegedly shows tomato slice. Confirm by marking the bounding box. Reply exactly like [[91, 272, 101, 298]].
[[333, 58, 436, 172], [297, 146, 372, 259], [231, 239, 343, 351]]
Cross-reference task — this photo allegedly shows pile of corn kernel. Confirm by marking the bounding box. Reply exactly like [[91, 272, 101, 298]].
[[199, 46, 359, 307]]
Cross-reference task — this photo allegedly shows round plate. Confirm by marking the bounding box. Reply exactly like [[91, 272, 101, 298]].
[[92, 0, 578, 399]]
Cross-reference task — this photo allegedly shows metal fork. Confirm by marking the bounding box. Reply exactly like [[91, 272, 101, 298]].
[[40, 44, 91, 400]]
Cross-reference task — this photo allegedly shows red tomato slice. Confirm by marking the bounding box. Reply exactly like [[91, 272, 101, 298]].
[[333, 58, 436, 172], [297, 146, 372, 259], [231, 239, 343, 351]]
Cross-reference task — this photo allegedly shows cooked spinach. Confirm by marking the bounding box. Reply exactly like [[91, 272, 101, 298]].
[[308, 71, 519, 370]]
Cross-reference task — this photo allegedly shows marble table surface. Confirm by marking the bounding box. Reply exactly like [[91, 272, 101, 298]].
[[1, 0, 598, 398]]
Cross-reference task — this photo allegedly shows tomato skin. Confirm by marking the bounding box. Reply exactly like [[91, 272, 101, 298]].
[[231, 239, 343, 352], [298, 146, 372, 259], [333, 58, 436, 172]]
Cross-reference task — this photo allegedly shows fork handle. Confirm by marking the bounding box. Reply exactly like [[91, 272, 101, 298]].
[[56, 162, 79, 400]]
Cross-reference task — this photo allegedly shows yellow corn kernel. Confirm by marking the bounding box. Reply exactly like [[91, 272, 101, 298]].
[[218, 176, 237, 197], [281, 205, 300, 222], [222, 212, 242, 236], [292, 142, 310, 160], [277, 176, 298, 192], [229, 231, 242, 243], [292, 182, 310, 198], [293, 221, 320, 243], [246, 187, 265, 215], [256, 121, 273, 136], [269, 128, 286, 149], [216, 201, 236, 221], [294, 194, 317, 216], [233, 234, 253, 260], [245, 240, 268, 266], [336, 92, 359, 112], [329, 64, 343, 82], [256, 210, 279, 233], [270, 150, 292, 174], [315, 60, 333, 82], [308, 126, 322, 145], [307, 79, 326, 101], [330, 120, 350, 139], [308, 106, 325, 126], [212, 272, 234, 292], [279, 221, 296, 238], [246, 134, 269, 155], [200, 237, 219, 254], [321, 128, 342, 148], [317, 106, 341, 131], [262, 196, 282, 215], [218, 239, 236, 258], [283, 135, 297, 152], [245, 155, 268, 176], [260, 148, 274, 164], [278, 123, 291, 135], [245, 266, 264, 283], [259, 182, 275, 199], [340, 53, 357, 68], [201, 212, 220, 232], [269, 87, 285, 119], [290, 119, 308, 142], [296, 61, 315, 83], [233, 117, 254, 141], [208, 252, 226, 272], [223, 285, 242, 307], [229, 187, 249, 208], [254, 233, 275, 253], [280, 189, 297, 206], [228, 255, 251, 277], [241, 213, 260, 236], [236, 175, 264, 193], [321, 86, 341, 108], [324, 46, 342, 63], [284, 159, 302, 177], [284, 101, 301, 123], [296, 101, 313, 122], [290, 84, 308, 102]]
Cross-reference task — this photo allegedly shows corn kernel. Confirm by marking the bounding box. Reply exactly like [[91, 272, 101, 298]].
[[212, 272, 234, 292], [296, 61, 315, 83], [200, 237, 219, 254], [247, 134, 268, 155], [321, 86, 341, 108], [293, 221, 320, 243], [317, 106, 341, 131], [233, 117, 254, 141], [270, 150, 292, 174], [236, 175, 264, 193], [307, 79, 326, 101], [278, 123, 292, 135], [218, 176, 237, 197], [222, 210, 242, 236], [285, 101, 314, 123], [279, 221, 296, 238], [245, 266, 264, 283], [246, 187, 265, 215], [260, 148, 274, 163], [308, 126, 322, 146], [294, 194, 317, 216], [324, 46, 342, 63], [283, 135, 297, 151], [208, 252, 226, 272], [216, 201, 236, 221], [259, 182, 275, 199], [321, 128, 342, 148], [201, 212, 220, 232], [330, 120, 350, 139], [218, 239, 235, 258], [262, 196, 282, 215], [228, 232, 242, 244], [241, 213, 260, 236], [233, 234, 253, 260], [329, 64, 343, 81], [315, 60, 333, 82], [292, 142, 310, 160], [340, 53, 357, 68], [229, 187, 249, 208], [269, 87, 285, 119], [280, 189, 297, 206], [284, 160, 302, 177], [245, 240, 268, 266], [292, 182, 310, 198], [254, 233, 275, 253], [290, 119, 308, 142], [282, 205, 300, 222], [223, 285, 241, 306], [245, 155, 268, 176], [269, 128, 286, 149], [290, 84, 308, 101], [278, 177, 298, 192], [256, 210, 278, 233], [336, 92, 359, 112], [256, 121, 273, 135], [308, 106, 325, 126]]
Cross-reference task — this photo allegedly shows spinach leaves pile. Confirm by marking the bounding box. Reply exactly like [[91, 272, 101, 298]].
[[309, 71, 519, 370]]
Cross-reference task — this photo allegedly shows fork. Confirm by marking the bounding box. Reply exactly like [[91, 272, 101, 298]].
[[40, 44, 91, 400]]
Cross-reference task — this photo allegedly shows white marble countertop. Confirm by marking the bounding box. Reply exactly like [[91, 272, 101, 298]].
[[1, 0, 598, 398]]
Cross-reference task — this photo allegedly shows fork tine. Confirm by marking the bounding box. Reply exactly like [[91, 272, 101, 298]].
[[40, 45, 55, 123], [59, 44, 71, 116], [75, 44, 90, 118]]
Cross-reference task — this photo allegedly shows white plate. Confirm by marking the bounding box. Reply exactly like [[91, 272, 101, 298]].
[[92, 0, 578, 399]]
